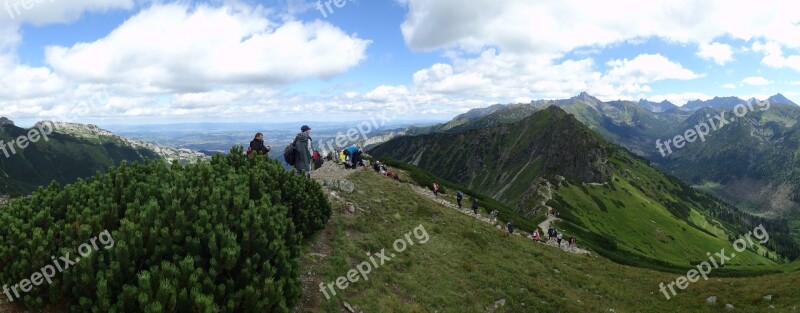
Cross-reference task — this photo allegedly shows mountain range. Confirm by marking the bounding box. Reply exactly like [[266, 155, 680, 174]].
[[371, 92, 800, 245], [371, 106, 799, 267]]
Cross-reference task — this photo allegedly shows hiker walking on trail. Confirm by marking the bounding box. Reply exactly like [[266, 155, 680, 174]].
[[249, 133, 271, 156], [569, 236, 577, 249], [506, 221, 514, 237], [556, 232, 563, 247], [456, 191, 463, 208], [471, 200, 479, 215], [293, 125, 314, 177], [490, 210, 498, 225], [531, 229, 540, 241], [432, 183, 439, 196]]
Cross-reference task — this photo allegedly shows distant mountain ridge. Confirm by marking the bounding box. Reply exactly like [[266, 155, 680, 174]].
[[374, 91, 800, 244], [371, 106, 799, 265], [0, 117, 209, 195]]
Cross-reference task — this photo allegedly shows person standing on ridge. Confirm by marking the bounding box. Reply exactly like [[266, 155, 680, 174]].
[[249, 133, 271, 156], [456, 191, 463, 208], [531, 229, 540, 242], [556, 231, 564, 247], [432, 182, 439, 196], [506, 221, 514, 237], [490, 210, 498, 224], [472, 199, 479, 215], [293, 125, 314, 177]]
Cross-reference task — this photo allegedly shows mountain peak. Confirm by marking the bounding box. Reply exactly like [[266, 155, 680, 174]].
[[0, 117, 13, 127], [768, 93, 797, 106]]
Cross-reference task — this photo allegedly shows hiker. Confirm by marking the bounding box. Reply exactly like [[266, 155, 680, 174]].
[[432, 182, 439, 196], [471, 199, 479, 215], [548, 227, 555, 240], [490, 210, 498, 224], [338, 149, 346, 163], [556, 232, 563, 247], [456, 191, 463, 208], [569, 236, 577, 248], [249, 133, 271, 156], [531, 229, 540, 241], [373, 161, 381, 172], [506, 221, 514, 236], [293, 125, 314, 177], [386, 168, 395, 178], [345, 146, 363, 168], [312, 150, 324, 170]]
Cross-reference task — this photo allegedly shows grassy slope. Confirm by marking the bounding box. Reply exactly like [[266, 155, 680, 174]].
[[372, 108, 783, 269], [299, 171, 800, 312]]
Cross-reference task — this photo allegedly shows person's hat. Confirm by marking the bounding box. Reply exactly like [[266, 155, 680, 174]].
[[301, 125, 311, 132]]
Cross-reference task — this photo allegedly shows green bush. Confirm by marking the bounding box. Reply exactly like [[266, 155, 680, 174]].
[[0, 147, 331, 312]]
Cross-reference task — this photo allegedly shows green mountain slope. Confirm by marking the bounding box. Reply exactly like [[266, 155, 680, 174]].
[[370, 106, 798, 267], [299, 169, 800, 312], [0, 120, 161, 195], [392, 93, 800, 244]]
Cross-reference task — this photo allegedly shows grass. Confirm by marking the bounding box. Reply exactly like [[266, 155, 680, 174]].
[[298, 170, 800, 312]]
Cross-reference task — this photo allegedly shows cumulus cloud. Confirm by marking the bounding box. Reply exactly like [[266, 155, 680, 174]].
[[742, 76, 772, 86], [723, 83, 737, 89], [45, 4, 371, 93], [753, 41, 800, 72], [400, 0, 800, 53], [696, 42, 734, 65]]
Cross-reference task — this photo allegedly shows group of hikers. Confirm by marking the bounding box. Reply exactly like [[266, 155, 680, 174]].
[[438, 184, 579, 250], [247, 125, 365, 177]]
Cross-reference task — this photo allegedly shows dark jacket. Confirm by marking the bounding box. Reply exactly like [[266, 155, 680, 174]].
[[293, 132, 314, 172], [250, 139, 270, 155]]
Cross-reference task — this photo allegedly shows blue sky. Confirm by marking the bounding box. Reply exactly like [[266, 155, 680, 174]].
[[0, 0, 798, 126]]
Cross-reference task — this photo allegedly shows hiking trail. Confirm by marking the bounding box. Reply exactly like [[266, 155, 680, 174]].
[[396, 171, 592, 255]]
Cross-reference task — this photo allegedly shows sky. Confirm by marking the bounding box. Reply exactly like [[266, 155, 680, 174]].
[[0, 0, 799, 126]]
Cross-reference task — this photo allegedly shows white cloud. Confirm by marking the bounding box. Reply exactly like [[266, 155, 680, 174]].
[[742, 76, 772, 86], [790, 81, 800, 85], [605, 54, 701, 84], [45, 4, 371, 93], [723, 83, 736, 89], [400, 0, 800, 54], [696, 42, 734, 65], [753, 41, 800, 72]]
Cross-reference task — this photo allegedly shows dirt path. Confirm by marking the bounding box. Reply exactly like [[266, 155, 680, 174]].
[[536, 214, 591, 255]]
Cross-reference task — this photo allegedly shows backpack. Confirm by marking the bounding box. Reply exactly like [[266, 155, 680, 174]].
[[284, 138, 299, 166]]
